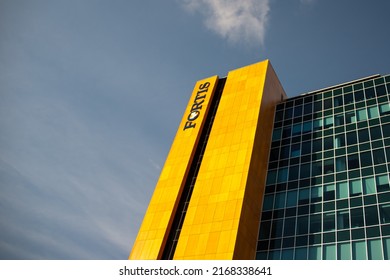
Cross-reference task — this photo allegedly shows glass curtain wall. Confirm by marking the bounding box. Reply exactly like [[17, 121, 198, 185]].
[[257, 75, 390, 260]]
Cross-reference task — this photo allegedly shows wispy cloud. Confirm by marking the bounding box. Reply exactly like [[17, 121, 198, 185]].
[[181, 0, 270, 45]]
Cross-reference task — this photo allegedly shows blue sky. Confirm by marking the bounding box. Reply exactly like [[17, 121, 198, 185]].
[[0, 0, 389, 259]]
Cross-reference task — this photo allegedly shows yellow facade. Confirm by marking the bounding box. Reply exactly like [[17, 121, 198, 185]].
[[129, 76, 219, 259], [130, 60, 286, 260]]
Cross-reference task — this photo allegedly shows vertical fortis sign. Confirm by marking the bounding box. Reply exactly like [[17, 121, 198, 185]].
[[183, 82, 210, 130]]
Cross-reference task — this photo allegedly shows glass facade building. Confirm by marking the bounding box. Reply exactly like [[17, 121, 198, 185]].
[[257, 74, 390, 260], [130, 60, 390, 260]]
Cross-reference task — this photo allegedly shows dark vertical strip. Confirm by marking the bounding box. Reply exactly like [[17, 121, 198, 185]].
[[161, 78, 226, 259]]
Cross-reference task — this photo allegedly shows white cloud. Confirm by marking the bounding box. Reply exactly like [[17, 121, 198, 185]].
[[181, 0, 270, 45]]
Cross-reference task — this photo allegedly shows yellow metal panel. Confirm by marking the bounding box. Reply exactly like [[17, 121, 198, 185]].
[[129, 75, 219, 259], [173, 60, 286, 259]]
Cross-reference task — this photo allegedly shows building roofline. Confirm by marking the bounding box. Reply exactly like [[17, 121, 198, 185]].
[[299, 74, 382, 97]]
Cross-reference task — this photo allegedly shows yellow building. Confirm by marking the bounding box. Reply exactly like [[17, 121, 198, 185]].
[[129, 60, 286, 260]]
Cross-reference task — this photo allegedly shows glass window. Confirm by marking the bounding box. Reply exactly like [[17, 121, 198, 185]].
[[314, 100, 322, 111], [294, 105, 303, 117], [313, 119, 323, 131], [358, 128, 370, 143], [382, 123, 390, 138], [357, 108, 367, 121], [323, 184, 335, 201], [336, 182, 349, 199], [272, 128, 282, 141], [286, 190, 298, 207], [376, 85, 387, 96], [373, 148, 386, 165], [345, 111, 356, 124], [269, 148, 279, 161], [344, 93, 354, 105], [302, 121, 312, 133], [324, 136, 333, 150], [324, 116, 334, 128], [350, 179, 362, 196], [383, 238, 390, 260], [359, 151, 372, 167], [354, 90, 365, 102], [337, 210, 350, 229], [334, 96, 343, 107], [283, 217, 296, 236], [280, 146, 289, 159], [368, 106, 380, 119], [348, 154, 360, 169], [363, 177, 376, 195], [282, 126, 291, 138], [301, 141, 311, 155], [281, 249, 294, 260], [304, 103, 312, 115], [312, 139, 322, 153], [380, 204, 390, 224], [275, 110, 284, 122], [365, 87, 376, 99], [335, 114, 344, 126], [338, 243, 351, 260], [351, 208, 364, 228], [323, 244, 336, 260], [352, 241, 367, 260], [347, 131, 357, 145], [275, 192, 286, 209], [285, 108, 293, 119], [296, 215, 309, 235], [312, 161, 322, 177], [289, 165, 299, 181], [376, 175, 390, 192], [323, 212, 335, 231], [292, 123, 302, 136], [370, 126, 382, 141], [295, 248, 307, 260], [324, 159, 334, 174], [266, 170, 277, 185], [298, 188, 310, 205], [311, 186, 322, 203], [277, 168, 288, 183], [271, 219, 283, 238], [300, 163, 311, 179], [336, 156, 347, 172], [259, 221, 271, 239], [365, 205, 379, 226], [368, 239, 383, 260], [308, 246, 321, 260], [310, 214, 322, 233], [268, 250, 280, 260], [324, 98, 332, 110], [263, 194, 274, 211], [290, 143, 301, 157], [335, 134, 345, 148], [379, 103, 390, 115]]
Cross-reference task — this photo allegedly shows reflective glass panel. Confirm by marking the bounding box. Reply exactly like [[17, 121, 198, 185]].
[[363, 177, 376, 194], [323, 244, 336, 260], [336, 182, 349, 199], [368, 239, 383, 260], [352, 241, 367, 260], [350, 179, 362, 196], [338, 243, 351, 260], [368, 106, 379, 119], [337, 210, 350, 229], [357, 108, 367, 121], [308, 246, 321, 260]]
